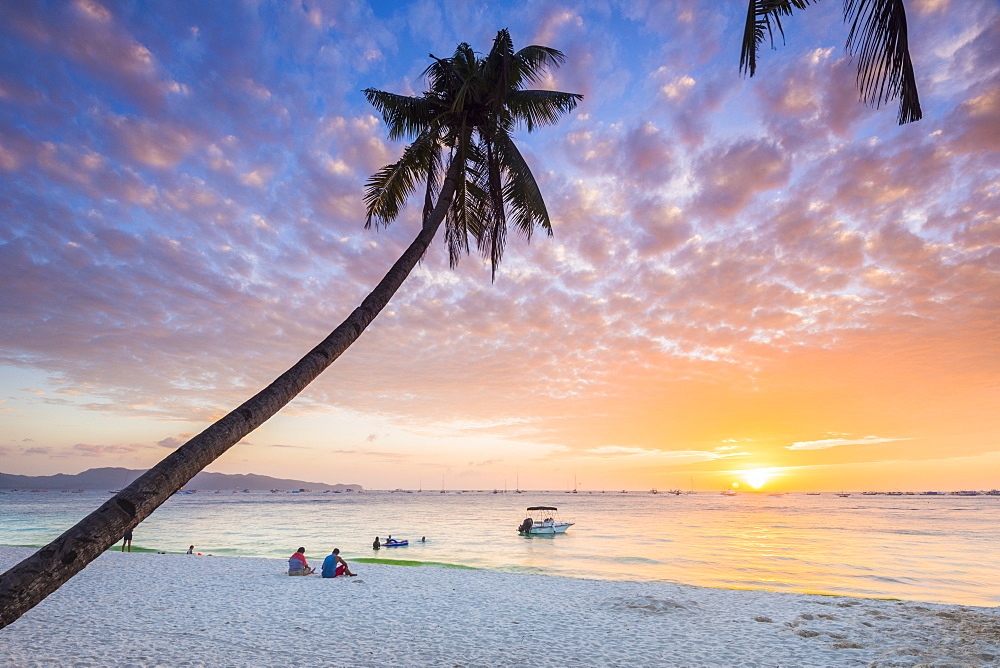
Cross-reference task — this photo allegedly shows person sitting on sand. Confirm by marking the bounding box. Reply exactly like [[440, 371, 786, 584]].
[[287, 547, 315, 575], [187, 545, 194, 554], [321, 548, 357, 578], [373, 536, 381, 549]]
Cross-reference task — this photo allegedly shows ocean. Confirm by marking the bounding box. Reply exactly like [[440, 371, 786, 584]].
[[1, 489, 997, 607]]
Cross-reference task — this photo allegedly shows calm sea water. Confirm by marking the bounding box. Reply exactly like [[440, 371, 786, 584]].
[[1, 490, 998, 607]]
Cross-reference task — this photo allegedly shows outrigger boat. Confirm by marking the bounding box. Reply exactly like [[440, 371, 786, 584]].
[[517, 506, 573, 535]]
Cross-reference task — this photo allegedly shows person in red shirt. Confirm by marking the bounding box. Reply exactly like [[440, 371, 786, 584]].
[[287, 547, 315, 575]]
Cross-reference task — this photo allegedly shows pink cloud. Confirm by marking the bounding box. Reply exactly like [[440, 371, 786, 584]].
[[945, 83, 1000, 155], [753, 52, 867, 143], [526, 5, 624, 102], [4, 1, 178, 113], [653, 68, 731, 147], [869, 223, 934, 269], [559, 121, 673, 187], [155, 435, 191, 450], [73, 443, 140, 456], [690, 138, 790, 221], [632, 200, 692, 257], [104, 115, 196, 169]]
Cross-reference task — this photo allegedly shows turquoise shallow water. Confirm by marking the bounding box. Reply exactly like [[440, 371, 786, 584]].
[[1, 490, 998, 606]]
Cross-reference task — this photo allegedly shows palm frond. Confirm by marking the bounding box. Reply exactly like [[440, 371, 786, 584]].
[[363, 89, 438, 142], [447, 171, 493, 268], [445, 169, 472, 268], [496, 132, 551, 242], [484, 29, 515, 80], [364, 29, 580, 273], [472, 135, 509, 277], [484, 29, 515, 116], [364, 130, 439, 229], [421, 143, 443, 229], [514, 45, 568, 87], [844, 0, 922, 123], [506, 90, 583, 132], [423, 50, 466, 102], [454, 47, 481, 114], [444, 129, 478, 268], [740, 0, 818, 78]]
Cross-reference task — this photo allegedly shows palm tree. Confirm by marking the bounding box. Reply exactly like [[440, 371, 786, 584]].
[[741, 0, 922, 124], [0, 29, 581, 629]]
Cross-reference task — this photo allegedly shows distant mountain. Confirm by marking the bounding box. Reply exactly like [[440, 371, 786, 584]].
[[0, 467, 362, 492]]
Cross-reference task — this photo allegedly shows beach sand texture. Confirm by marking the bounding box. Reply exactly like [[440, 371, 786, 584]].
[[1, 547, 997, 667]]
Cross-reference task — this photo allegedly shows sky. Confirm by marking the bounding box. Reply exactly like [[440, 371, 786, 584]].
[[0, 0, 997, 493]]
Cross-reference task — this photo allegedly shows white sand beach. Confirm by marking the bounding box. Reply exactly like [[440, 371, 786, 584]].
[[0, 546, 997, 667]]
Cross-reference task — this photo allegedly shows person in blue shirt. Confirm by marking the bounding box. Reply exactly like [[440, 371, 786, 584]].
[[321, 548, 357, 578]]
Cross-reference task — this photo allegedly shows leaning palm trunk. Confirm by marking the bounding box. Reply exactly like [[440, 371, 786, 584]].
[[0, 161, 461, 630], [0, 26, 581, 629]]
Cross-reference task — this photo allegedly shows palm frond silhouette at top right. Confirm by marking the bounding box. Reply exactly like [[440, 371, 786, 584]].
[[741, 0, 922, 124]]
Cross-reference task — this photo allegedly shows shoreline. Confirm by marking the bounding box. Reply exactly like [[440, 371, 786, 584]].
[[1, 541, 996, 608], [1, 547, 997, 666]]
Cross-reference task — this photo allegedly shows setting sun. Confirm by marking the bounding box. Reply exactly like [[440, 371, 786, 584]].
[[743, 469, 774, 490]]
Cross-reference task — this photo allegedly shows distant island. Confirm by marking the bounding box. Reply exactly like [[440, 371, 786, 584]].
[[0, 467, 362, 492]]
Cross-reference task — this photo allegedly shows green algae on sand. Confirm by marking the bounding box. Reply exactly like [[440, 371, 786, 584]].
[[353, 557, 477, 570]]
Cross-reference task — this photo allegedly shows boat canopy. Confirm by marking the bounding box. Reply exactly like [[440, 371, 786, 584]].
[[526, 506, 558, 511]]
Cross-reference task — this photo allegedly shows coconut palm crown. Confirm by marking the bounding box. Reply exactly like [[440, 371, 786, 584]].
[[741, 0, 922, 124], [363, 29, 583, 279]]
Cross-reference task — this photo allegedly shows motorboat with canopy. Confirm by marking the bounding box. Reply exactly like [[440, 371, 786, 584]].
[[517, 506, 573, 535]]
